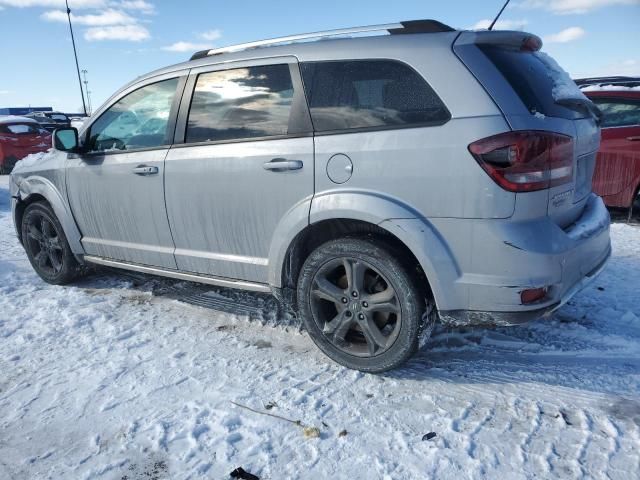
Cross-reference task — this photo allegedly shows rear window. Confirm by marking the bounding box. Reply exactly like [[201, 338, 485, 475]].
[[590, 97, 640, 127], [186, 64, 294, 144], [479, 46, 586, 119], [0, 123, 43, 135], [301, 60, 450, 132]]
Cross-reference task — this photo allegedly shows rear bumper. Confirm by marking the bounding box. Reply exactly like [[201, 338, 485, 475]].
[[430, 193, 611, 326], [439, 244, 610, 326]]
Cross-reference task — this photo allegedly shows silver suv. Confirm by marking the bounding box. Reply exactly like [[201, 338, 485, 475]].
[[10, 20, 611, 372]]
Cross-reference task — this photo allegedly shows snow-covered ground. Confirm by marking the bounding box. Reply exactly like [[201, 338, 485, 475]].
[[0, 175, 638, 480]]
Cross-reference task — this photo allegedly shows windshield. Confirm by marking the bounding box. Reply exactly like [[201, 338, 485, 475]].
[[49, 114, 68, 122]]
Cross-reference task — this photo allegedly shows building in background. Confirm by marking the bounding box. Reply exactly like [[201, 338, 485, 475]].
[[0, 107, 53, 116]]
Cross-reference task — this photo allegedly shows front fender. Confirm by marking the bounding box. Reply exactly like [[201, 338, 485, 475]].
[[16, 175, 84, 255], [268, 190, 463, 311]]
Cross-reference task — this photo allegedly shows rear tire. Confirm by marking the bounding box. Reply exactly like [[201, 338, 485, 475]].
[[21, 202, 82, 285], [297, 237, 428, 373]]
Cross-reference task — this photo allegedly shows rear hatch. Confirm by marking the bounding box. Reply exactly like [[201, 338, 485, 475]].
[[454, 31, 601, 227]]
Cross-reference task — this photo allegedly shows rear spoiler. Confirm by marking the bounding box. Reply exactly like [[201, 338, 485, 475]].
[[456, 30, 543, 52]]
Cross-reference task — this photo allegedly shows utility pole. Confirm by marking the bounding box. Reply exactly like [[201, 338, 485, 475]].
[[82, 69, 92, 115], [65, 0, 87, 116]]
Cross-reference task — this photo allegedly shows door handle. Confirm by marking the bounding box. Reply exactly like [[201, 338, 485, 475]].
[[263, 158, 303, 171], [132, 165, 159, 175], [626, 136, 640, 141]]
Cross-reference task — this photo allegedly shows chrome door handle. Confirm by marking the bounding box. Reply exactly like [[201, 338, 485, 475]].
[[132, 165, 159, 175], [626, 136, 640, 141], [263, 158, 303, 171]]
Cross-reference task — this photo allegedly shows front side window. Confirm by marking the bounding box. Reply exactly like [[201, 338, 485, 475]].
[[88, 77, 179, 152], [301, 60, 450, 132], [186, 64, 294, 143], [590, 98, 640, 128]]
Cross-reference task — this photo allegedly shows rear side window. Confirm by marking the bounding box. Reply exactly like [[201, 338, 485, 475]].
[[300, 60, 450, 132], [479, 46, 586, 120], [590, 98, 640, 127], [186, 64, 294, 143]]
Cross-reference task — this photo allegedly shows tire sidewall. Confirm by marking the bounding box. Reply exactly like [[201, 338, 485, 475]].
[[21, 202, 78, 285], [297, 237, 423, 373]]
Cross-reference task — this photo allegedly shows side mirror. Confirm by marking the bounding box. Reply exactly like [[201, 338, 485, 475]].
[[53, 127, 79, 152]]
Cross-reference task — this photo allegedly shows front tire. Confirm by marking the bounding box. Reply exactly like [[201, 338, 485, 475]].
[[297, 237, 427, 373], [21, 202, 82, 285]]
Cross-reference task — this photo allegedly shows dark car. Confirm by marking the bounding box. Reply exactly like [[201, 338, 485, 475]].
[[25, 111, 71, 132], [577, 77, 640, 218], [0, 116, 51, 174]]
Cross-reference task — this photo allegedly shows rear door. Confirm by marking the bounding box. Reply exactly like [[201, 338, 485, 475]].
[[164, 57, 314, 283], [589, 95, 640, 205], [66, 74, 185, 268]]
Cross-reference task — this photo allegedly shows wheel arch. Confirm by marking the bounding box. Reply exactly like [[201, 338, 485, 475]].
[[15, 176, 84, 255], [268, 191, 462, 311]]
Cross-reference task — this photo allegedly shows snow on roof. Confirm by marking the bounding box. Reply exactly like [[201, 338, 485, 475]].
[[0, 115, 38, 125], [534, 52, 590, 103], [581, 84, 640, 92]]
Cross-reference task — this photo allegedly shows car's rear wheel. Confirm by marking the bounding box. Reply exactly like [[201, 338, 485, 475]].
[[297, 237, 429, 372], [21, 202, 82, 285]]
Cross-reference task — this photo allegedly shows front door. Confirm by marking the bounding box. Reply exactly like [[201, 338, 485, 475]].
[[67, 76, 184, 269], [164, 59, 314, 283]]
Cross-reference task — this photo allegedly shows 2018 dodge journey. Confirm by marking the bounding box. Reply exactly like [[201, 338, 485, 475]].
[[10, 20, 611, 372]]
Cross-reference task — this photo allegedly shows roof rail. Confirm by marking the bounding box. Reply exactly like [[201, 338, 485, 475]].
[[575, 76, 640, 87], [190, 19, 455, 61]]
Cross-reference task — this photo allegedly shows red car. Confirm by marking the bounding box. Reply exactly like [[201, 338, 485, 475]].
[[0, 116, 52, 174], [578, 78, 640, 217]]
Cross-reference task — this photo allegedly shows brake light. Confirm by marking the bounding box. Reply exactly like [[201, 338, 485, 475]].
[[521, 36, 542, 52], [468, 131, 573, 192]]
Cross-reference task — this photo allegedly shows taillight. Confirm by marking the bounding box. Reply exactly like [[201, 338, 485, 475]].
[[468, 131, 574, 192]]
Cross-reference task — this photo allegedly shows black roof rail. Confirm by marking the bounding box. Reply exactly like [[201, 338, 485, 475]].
[[575, 76, 640, 86]]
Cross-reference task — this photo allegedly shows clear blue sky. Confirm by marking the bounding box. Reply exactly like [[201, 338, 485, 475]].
[[1, 0, 639, 112]]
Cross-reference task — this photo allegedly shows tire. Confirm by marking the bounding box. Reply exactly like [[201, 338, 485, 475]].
[[21, 201, 82, 285], [297, 237, 428, 373]]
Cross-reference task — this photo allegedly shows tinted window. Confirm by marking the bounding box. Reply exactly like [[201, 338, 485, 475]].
[[49, 114, 69, 122], [480, 47, 586, 120], [590, 98, 640, 127], [300, 60, 449, 132], [88, 77, 178, 152], [186, 64, 294, 143]]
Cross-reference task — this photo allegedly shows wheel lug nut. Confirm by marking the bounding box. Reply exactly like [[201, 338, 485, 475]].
[[358, 313, 365, 320], [341, 297, 348, 304], [345, 311, 352, 317], [362, 301, 368, 308], [352, 291, 358, 297]]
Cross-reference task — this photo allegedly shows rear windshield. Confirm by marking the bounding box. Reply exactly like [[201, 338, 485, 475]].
[[0, 123, 45, 135], [479, 46, 586, 119]]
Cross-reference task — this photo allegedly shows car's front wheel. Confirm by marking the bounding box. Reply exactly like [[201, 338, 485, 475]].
[[297, 237, 429, 373], [21, 201, 82, 285]]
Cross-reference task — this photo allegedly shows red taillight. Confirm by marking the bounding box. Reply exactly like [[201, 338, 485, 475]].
[[521, 36, 542, 52], [521, 287, 548, 304], [468, 131, 574, 192]]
